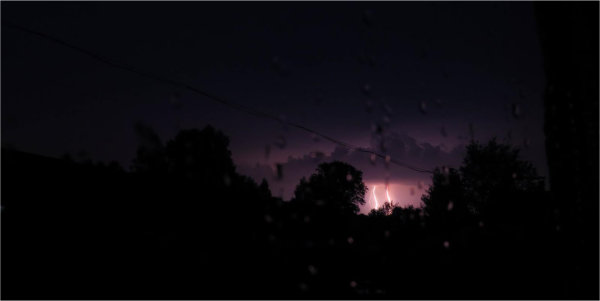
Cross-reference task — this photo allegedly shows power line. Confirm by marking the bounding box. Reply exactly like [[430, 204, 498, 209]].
[[3, 22, 434, 174]]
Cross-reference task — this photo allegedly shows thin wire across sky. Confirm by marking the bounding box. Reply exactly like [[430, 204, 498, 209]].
[[3, 22, 434, 174]]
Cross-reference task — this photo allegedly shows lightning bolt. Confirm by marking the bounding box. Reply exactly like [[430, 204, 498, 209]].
[[386, 185, 392, 205], [372, 185, 379, 210]]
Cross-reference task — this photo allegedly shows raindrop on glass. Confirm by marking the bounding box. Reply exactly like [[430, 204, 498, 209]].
[[170, 92, 183, 109], [447, 201, 454, 211], [370, 153, 377, 165], [442, 166, 450, 176], [275, 164, 284, 180], [512, 103, 521, 119], [468, 123, 475, 140], [362, 10, 374, 27], [419, 101, 427, 114], [350, 281, 357, 288], [443, 241, 450, 249], [346, 173, 353, 181], [274, 136, 287, 149], [264, 144, 271, 160], [384, 104, 393, 115], [365, 99, 374, 113], [347, 237, 354, 244], [362, 84, 372, 95], [308, 265, 318, 275], [264, 214, 273, 223], [383, 115, 391, 125]]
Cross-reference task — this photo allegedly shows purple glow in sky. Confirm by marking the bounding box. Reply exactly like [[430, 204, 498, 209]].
[[2, 2, 548, 207]]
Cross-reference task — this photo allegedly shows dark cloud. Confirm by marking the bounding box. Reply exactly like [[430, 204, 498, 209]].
[[238, 132, 465, 201]]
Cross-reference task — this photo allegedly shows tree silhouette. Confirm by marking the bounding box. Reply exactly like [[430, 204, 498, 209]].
[[132, 122, 167, 175], [368, 201, 400, 217], [460, 139, 545, 221], [292, 161, 366, 215], [165, 125, 235, 184], [421, 167, 469, 227], [422, 139, 545, 228]]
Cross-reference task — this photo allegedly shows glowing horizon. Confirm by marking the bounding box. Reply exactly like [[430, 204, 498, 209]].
[[361, 182, 427, 214]]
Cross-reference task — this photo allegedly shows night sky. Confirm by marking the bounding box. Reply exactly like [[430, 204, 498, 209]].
[[2, 2, 548, 212]]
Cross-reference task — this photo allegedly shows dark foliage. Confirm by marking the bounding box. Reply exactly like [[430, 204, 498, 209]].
[[2, 122, 596, 299], [293, 161, 367, 216]]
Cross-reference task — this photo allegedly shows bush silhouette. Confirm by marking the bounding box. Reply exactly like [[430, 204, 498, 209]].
[[292, 161, 366, 216]]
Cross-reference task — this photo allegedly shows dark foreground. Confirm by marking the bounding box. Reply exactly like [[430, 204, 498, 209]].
[[2, 145, 597, 299]]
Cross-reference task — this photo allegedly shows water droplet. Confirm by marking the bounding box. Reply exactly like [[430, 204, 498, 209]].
[[347, 237, 354, 244], [308, 265, 318, 275], [362, 84, 372, 95], [169, 92, 183, 109], [370, 154, 377, 165], [365, 99, 374, 113], [362, 10, 374, 27], [367, 55, 376, 68], [512, 103, 521, 119], [310, 151, 324, 162], [382, 115, 391, 125], [442, 166, 450, 175], [346, 173, 353, 181], [314, 93, 324, 105], [264, 215, 273, 223], [274, 136, 287, 149], [264, 145, 271, 160], [383, 104, 393, 115], [350, 281, 357, 288], [419, 101, 427, 114], [275, 164, 284, 180], [443, 241, 450, 249], [440, 126, 447, 137], [468, 123, 475, 139], [447, 201, 454, 211]]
